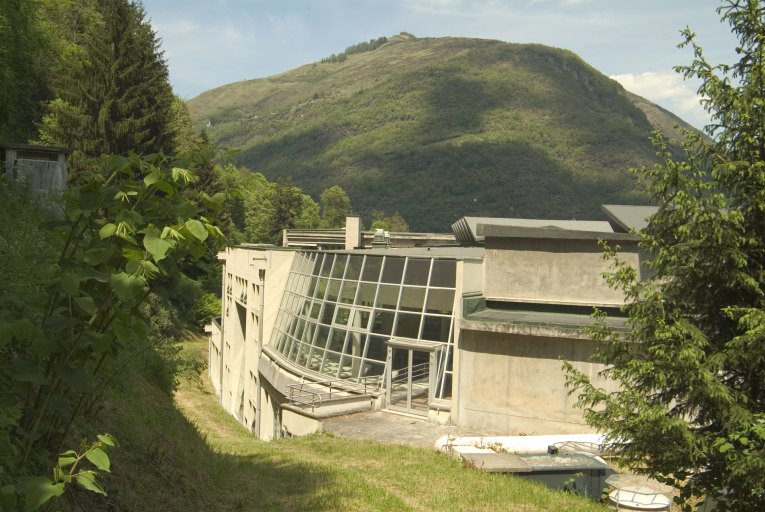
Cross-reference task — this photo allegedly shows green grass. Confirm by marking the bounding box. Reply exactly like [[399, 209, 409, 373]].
[[71, 334, 607, 511], [189, 36, 695, 231]]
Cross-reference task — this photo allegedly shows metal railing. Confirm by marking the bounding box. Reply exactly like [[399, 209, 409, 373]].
[[286, 375, 382, 411], [390, 362, 429, 387]]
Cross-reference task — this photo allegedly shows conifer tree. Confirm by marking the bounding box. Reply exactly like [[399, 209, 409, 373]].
[[38, 0, 175, 180], [565, 1, 765, 510]]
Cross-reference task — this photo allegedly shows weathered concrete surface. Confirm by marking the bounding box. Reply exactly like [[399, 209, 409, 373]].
[[322, 410, 502, 450]]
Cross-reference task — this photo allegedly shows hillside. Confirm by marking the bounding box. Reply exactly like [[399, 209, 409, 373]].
[[189, 35, 693, 231]]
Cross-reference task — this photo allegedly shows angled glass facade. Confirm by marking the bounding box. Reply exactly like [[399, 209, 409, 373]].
[[271, 251, 456, 400]]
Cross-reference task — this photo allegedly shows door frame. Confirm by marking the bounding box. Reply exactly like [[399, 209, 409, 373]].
[[385, 337, 442, 415]]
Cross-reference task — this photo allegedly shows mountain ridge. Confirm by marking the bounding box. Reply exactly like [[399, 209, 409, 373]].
[[189, 35, 692, 231]]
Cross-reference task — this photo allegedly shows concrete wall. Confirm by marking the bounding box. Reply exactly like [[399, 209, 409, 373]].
[[457, 329, 620, 435], [483, 236, 640, 307], [215, 247, 295, 435]]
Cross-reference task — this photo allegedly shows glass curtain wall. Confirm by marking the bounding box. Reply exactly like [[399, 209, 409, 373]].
[[271, 251, 456, 400]]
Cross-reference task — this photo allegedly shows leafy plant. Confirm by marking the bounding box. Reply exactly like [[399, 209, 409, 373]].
[[0, 151, 226, 506]]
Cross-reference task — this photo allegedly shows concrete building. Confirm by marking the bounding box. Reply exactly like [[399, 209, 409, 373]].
[[208, 206, 655, 440]]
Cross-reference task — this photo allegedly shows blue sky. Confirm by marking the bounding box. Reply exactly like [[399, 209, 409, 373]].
[[141, 0, 738, 129]]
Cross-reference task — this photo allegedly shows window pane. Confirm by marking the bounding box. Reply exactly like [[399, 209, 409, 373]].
[[311, 254, 324, 276], [321, 351, 341, 376], [321, 303, 335, 324], [375, 285, 399, 309], [405, 258, 431, 286], [326, 279, 341, 302], [302, 323, 316, 344], [295, 342, 309, 366], [315, 324, 330, 347], [361, 256, 383, 282], [426, 289, 455, 315], [331, 254, 348, 279], [361, 360, 385, 377], [371, 310, 395, 335], [319, 255, 334, 277], [346, 330, 365, 357], [315, 278, 328, 299], [365, 335, 388, 362], [309, 302, 321, 319], [334, 306, 351, 326], [430, 260, 456, 288], [400, 286, 426, 312], [346, 255, 364, 280], [306, 276, 318, 297], [339, 281, 357, 304], [339, 354, 360, 379], [381, 257, 405, 284], [350, 308, 371, 330], [395, 312, 421, 338], [356, 282, 377, 306], [327, 328, 347, 352], [421, 315, 452, 342]]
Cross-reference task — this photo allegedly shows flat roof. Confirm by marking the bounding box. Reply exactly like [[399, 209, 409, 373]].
[[602, 204, 658, 233], [236, 243, 485, 260]]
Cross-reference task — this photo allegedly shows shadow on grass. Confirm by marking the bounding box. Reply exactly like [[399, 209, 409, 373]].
[[69, 366, 342, 512]]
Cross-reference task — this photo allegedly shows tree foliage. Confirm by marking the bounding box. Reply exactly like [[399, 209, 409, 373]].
[[0, 153, 226, 510], [565, 2, 765, 510], [319, 185, 352, 228], [0, 0, 52, 142], [36, 0, 176, 181]]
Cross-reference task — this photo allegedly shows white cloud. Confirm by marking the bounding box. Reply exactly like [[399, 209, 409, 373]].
[[610, 70, 710, 129]]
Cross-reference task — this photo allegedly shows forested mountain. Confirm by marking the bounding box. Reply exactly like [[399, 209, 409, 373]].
[[189, 34, 694, 231]]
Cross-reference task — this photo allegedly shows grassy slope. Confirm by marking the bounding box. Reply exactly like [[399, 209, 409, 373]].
[[189, 36, 693, 231], [72, 336, 606, 511]]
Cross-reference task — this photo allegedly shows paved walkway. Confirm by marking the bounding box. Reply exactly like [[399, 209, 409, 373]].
[[322, 410, 501, 450]]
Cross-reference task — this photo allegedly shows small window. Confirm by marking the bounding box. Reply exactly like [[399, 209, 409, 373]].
[[381, 257, 405, 284], [430, 260, 456, 288]]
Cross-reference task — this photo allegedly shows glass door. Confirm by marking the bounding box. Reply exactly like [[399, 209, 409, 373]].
[[387, 347, 432, 416]]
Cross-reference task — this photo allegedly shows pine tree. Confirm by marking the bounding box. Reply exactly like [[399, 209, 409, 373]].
[[565, 1, 765, 510], [38, 0, 175, 180]]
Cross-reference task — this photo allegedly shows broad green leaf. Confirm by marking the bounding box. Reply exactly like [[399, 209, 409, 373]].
[[55, 364, 94, 394], [185, 219, 209, 241], [60, 272, 80, 297], [58, 450, 78, 469], [83, 247, 115, 266], [97, 434, 117, 447], [31, 335, 61, 360], [122, 246, 144, 261], [42, 315, 78, 333], [9, 359, 48, 386], [99, 223, 117, 239], [13, 319, 42, 341], [76, 267, 110, 283], [84, 447, 110, 472], [143, 170, 162, 186], [74, 470, 106, 495], [110, 272, 146, 305], [17, 477, 65, 512], [74, 296, 97, 316], [143, 231, 173, 261], [92, 333, 114, 354]]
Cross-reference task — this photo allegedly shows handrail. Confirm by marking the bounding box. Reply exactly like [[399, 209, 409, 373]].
[[286, 374, 383, 411]]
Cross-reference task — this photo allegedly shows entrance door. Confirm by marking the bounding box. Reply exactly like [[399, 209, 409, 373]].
[[387, 347, 432, 416]]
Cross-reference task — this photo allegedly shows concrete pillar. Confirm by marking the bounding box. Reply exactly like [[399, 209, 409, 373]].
[[345, 215, 361, 250]]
